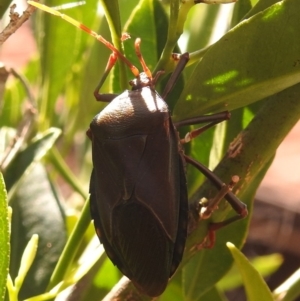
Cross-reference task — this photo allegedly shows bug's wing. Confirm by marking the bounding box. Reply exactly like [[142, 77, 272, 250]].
[[89, 168, 125, 268]]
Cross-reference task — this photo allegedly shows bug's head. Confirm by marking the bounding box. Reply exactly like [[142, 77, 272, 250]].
[[129, 72, 152, 90], [129, 38, 165, 91]]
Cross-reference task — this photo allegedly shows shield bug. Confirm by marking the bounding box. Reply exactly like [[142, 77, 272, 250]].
[[28, 1, 248, 297]]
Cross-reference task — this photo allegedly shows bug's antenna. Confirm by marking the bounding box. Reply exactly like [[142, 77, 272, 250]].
[[134, 38, 152, 79], [27, 1, 140, 77]]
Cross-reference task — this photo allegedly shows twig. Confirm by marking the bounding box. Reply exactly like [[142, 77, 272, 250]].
[[0, 2, 37, 46]]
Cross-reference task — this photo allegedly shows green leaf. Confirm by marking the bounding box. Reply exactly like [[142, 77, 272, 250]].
[[100, 0, 122, 38], [227, 243, 273, 301], [174, 0, 300, 120], [9, 164, 66, 299], [14, 234, 39, 292], [218, 253, 283, 290], [0, 173, 9, 301], [100, 0, 129, 91], [4, 128, 61, 191]]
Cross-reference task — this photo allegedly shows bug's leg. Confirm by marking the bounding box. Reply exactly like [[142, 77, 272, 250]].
[[184, 155, 248, 246], [177, 111, 231, 144], [161, 53, 190, 99], [94, 52, 119, 102], [175, 111, 230, 128], [184, 155, 247, 219], [179, 112, 247, 244]]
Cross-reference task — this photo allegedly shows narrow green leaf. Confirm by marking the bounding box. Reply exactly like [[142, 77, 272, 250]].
[[100, 0, 122, 38], [218, 253, 283, 290], [0, 173, 9, 301], [174, 0, 300, 120], [154, 0, 191, 73], [100, 0, 128, 91], [227, 243, 273, 301], [15, 234, 39, 291], [4, 128, 61, 191]]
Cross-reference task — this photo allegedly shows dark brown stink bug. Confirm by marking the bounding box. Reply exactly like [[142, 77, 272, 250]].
[[88, 46, 190, 296], [28, 1, 248, 297]]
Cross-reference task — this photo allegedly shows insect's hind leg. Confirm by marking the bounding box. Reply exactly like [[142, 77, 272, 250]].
[[178, 111, 247, 245], [184, 155, 248, 247]]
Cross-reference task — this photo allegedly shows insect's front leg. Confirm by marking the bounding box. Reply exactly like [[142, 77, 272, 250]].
[[94, 52, 119, 102], [161, 53, 190, 99]]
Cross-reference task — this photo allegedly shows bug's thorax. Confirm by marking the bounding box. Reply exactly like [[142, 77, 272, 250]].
[[91, 76, 170, 138]]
